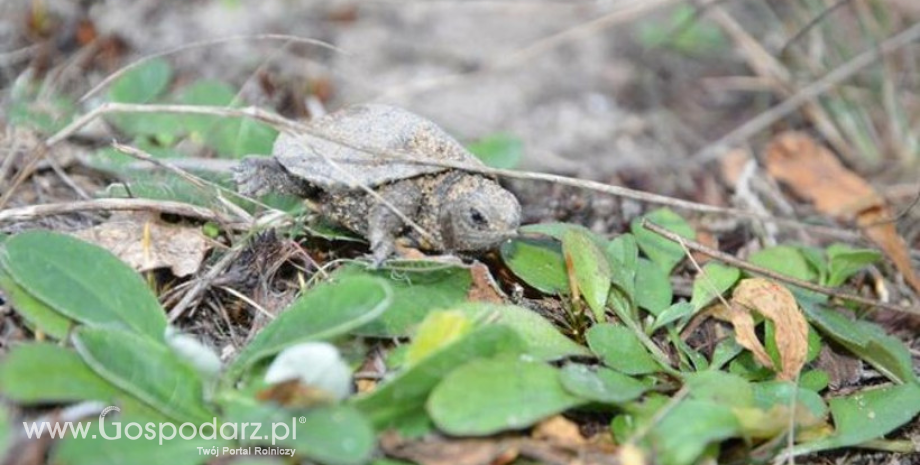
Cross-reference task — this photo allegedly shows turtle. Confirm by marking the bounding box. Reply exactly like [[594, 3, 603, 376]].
[[233, 104, 522, 263]]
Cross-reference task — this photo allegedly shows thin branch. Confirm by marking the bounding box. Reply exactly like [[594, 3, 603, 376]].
[[779, 0, 854, 56], [641, 219, 918, 315], [0, 198, 240, 226]]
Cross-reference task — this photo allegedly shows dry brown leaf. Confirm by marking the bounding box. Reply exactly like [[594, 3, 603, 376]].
[[720, 148, 753, 186], [74, 212, 209, 277], [764, 131, 920, 294], [467, 262, 505, 304], [764, 131, 882, 217], [709, 302, 774, 369], [732, 278, 809, 381], [531, 415, 586, 447]]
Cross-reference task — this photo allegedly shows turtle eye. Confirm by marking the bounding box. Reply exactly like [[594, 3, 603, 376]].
[[469, 208, 488, 228]]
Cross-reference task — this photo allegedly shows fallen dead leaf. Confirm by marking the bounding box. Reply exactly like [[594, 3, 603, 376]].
[[709, 302, 774, 370], [764, 131, 920, 294], [731, 278, 809, 381], [531, 415, 586, 447], [467, 262, 505, 304], [720, 148, 753, 187], [74, 212, 209, 277]]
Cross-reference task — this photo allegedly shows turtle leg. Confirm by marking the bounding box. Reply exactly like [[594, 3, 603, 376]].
[[367, 181, 422, 266], [233, 157, 315, 197]]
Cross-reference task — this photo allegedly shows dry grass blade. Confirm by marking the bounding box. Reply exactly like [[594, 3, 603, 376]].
[[690, 20, 920, 164], [0, 198, 241, 226]]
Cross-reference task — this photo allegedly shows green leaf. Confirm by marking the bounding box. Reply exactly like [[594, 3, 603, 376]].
[[427, 356, 584, 435], [205, 117, 278, 158], [73, 327, 214, 424], [467, 133, 522, 169], [634, 258, 672, 315], [0, 231, 167, 339], [800, 301, 870, 347], [0, 271, 73, 339], [347, 265, 470, 337], [825, 244, 881, 287], [684, 371, 754, 407], [607, 233, 639, 298], [405, 310, 474, 366], [501, 238, 568, 294], [108, 58, 174, 104], [832, 320, 917, 384], [689, 263, 740, 310], [521, 223, 607, 249], [631, 208, 695, 273], [224, 397, 375, 465], [799, 369, 830, 392], [105, 58, 176, 136], [352, 325, 523, 429], [559, 364, 648, 404], [587, 324, 662, 375], [0, 343, 121, 403], [562, 229, 612, 320], [650, 302, 694, 333], [748, 246, 816, 282], [52, 417, 221, 465], [647, 400, 740, 465], [229, 275, 392, 378], [792, 383, 920, 456], [9, 91, 77, 134], [752, 381, 828, 421], [457, 303, 591, 360]]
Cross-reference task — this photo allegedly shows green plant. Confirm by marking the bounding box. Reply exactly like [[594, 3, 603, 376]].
[[0, 206, 916, 465]]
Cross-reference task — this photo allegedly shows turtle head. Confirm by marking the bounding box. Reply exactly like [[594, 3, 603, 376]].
[[441, 179, 521, 252]]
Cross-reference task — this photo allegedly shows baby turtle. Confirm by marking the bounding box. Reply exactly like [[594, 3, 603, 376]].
[[234, 104, 521, 262]]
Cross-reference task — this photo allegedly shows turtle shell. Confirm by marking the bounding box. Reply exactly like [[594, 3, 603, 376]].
[[273, 104, 484, 190]]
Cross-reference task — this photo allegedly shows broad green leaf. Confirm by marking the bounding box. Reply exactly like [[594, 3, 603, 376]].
[[106, 58, 176, 136], [348, 265, 469, 337], [684, 370, 754, 408], [563, 229, 612, 320], [650, 302, 694, 333], [405, 310, 474, 366], [559, 364, 648, 404], [108, 58, 173, 104], [647, 400, 739, 465], [0, 343, 121, 403], [607, 233, 639, 298], [1, 231, 166, 339], [205, 117, 278, 158], [587, 324, 662, 375], [634, 258, 672, 315], [467, 133, 522, 169], [51, 417, 222, 465], [748, 246, 816, 282], [9, 92, 76, 134], [709, 338, 744, 370], [229, 275, 391, 377], [353, 325, 523, 429], [826, 244, 881, 287], [426, 356, 584, 435], [501, 238, 568, 294], [292, 405, 375, 465], [73, 327, 214, 424], [224, 397, 375, 465], [799, 369, 830, 392], [0, 271, 72, 339], [175, 79, 237, 134], [631, 208, 695, 273], [689, 263, 739, 310], [521, 223, 607, 250], [800, 300, 870, 347], [832, 320, 917, 384], [791, 383, 920, 456], [752, 381, 828, 421], [457, 303, 590, 360]]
